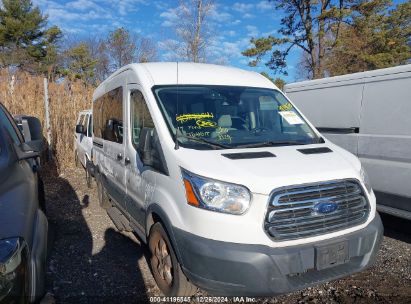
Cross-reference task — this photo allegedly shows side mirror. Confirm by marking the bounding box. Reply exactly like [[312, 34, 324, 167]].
[[76, 124, 85, 134], [14, 142, 40, 161], [137, 128, 169, 175]]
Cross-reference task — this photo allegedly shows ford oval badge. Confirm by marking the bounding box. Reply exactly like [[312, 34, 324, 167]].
[[313, 201, 338, 214]]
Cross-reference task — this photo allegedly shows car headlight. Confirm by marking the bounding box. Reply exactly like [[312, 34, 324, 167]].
[[0, 238, 29, 302], [360, 166, 372, 193], [181, 169, 251, 215]]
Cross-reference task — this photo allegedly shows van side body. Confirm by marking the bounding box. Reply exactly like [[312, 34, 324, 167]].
[[91, 63, 383, 296], [285, 64, 411, 220], [74, 109, 93, 168]]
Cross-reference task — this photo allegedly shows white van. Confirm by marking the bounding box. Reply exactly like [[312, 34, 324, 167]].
[[74, 109, 93, 168], [284, 64, 411, 220], [91, 63, 382, 296]]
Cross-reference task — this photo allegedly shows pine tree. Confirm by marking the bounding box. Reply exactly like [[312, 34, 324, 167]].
[[0, 0, 61, 74], [325, 0, 410, 76], [62, 43, 98, 82]]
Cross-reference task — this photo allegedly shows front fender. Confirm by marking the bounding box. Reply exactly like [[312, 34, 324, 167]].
[[145, 203, 184, 265]]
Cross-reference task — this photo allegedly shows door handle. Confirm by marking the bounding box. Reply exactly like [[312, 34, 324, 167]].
[[117, 153, 123, 161], [124, 157, 130, 165]]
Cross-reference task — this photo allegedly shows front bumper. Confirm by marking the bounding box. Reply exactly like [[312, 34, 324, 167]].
[[173, 213, 383, 296]]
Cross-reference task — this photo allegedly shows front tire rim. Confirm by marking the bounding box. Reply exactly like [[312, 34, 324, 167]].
[[152, 237, 173, 286]]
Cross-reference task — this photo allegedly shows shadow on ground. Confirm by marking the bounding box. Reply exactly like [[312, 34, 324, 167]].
[[42, 162, 151, 303], [380, 212, 411, 244]]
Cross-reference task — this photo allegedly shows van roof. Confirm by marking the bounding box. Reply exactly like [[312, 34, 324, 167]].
[[284, 64, 411, 92], [93, 62, 277, 99]]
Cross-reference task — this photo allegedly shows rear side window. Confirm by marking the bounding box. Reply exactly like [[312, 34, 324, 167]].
[[130, 90, 154, 146], [0, 105, 23, 144], [93, 87, 123, 144]]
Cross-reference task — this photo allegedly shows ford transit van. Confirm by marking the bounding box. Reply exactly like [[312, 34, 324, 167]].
[[91, 63, 383, 296]]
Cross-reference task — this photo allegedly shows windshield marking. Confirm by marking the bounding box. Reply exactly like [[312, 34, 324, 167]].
[[196, 119, 217, 128], [278, 102, 293, 111], [176, 112, 214, 122]]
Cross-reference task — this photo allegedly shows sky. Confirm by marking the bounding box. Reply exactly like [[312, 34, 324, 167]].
[[32, 0, 407, 82]]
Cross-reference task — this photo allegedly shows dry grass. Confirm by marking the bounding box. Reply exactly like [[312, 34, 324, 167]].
[[0, 69, 94, 171]]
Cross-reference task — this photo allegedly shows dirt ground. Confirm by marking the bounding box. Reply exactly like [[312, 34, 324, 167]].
[[41, 164, 411, 304]]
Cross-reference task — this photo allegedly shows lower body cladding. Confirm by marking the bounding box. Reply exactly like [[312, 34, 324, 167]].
[[173, 214, 383, 296]]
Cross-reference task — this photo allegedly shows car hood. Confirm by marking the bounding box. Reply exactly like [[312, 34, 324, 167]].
[[175, 143, 362, 195]]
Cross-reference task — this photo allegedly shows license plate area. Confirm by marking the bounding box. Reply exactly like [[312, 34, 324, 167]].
[[315, 240, 349, 270]]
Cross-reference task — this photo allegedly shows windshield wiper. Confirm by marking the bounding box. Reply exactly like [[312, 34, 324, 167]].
[[233, 140, 307, 148], [177, 135, 232, 149]]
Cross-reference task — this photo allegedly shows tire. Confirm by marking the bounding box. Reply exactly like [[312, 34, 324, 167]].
[[96, 173, 110, 209], [149, 222, 197, 296]]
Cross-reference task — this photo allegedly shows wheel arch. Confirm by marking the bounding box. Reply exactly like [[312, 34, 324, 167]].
[[146, 203, 183, 264]]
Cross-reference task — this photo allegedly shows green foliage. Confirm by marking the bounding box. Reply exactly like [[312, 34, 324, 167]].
[[243, 0, 410, 79], [243, 0, 351, 78], [273, 78, 286, 91], [0, 0, 61, 73], [325, 1, 411, 76], [260, 72, 286, 90], [62, 43, 98, 82]]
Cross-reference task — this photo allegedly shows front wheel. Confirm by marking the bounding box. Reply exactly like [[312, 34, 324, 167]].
[[149, 223, 197, 296]]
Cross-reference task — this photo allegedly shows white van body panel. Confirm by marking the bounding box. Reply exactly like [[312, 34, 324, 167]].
[[285, 64, 411, 219], [91, 63, 383, 296], [74, 109, 92, 167]]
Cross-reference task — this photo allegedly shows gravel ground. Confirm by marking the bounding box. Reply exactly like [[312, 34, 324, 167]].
[[41, 164, 411, 304]]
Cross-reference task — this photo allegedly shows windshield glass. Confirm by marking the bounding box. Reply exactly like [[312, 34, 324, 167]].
[[153, 85, 320, 149]]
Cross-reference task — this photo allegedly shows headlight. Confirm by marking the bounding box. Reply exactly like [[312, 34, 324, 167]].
[[360, 166, 372, 193], [0, 238, 29, 302], [181, 169, 251, 215]]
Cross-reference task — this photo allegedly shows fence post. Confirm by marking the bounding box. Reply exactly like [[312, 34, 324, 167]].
[[44, 77, 52, 160]]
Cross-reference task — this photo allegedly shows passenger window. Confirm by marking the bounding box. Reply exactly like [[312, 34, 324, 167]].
[[0, 106, 22, 144], [130, 90, 154, 146], [93, 87, 123, 143]]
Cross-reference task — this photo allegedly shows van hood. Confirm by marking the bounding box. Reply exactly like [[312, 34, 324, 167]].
[[175, 143, 362, 195]]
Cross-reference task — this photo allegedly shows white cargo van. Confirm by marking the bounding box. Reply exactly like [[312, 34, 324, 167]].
[[74, 109, 93, 168], [285, 64, 411, 220], [92, 63, 382, 296]]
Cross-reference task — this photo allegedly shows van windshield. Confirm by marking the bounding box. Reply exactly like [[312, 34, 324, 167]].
[[153, 85, 321, 149]]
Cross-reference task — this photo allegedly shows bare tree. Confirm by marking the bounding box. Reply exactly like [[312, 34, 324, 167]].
[[105, 27, 157, 70], [106, 27, 136, 70], [136, 37, 157, 63], [168, 0, 215, 62]]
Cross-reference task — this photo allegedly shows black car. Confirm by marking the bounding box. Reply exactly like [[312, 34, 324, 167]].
[[0, 103, 47, 303]]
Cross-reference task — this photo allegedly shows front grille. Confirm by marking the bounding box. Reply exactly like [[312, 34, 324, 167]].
[[265, 180, 370, 241]]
